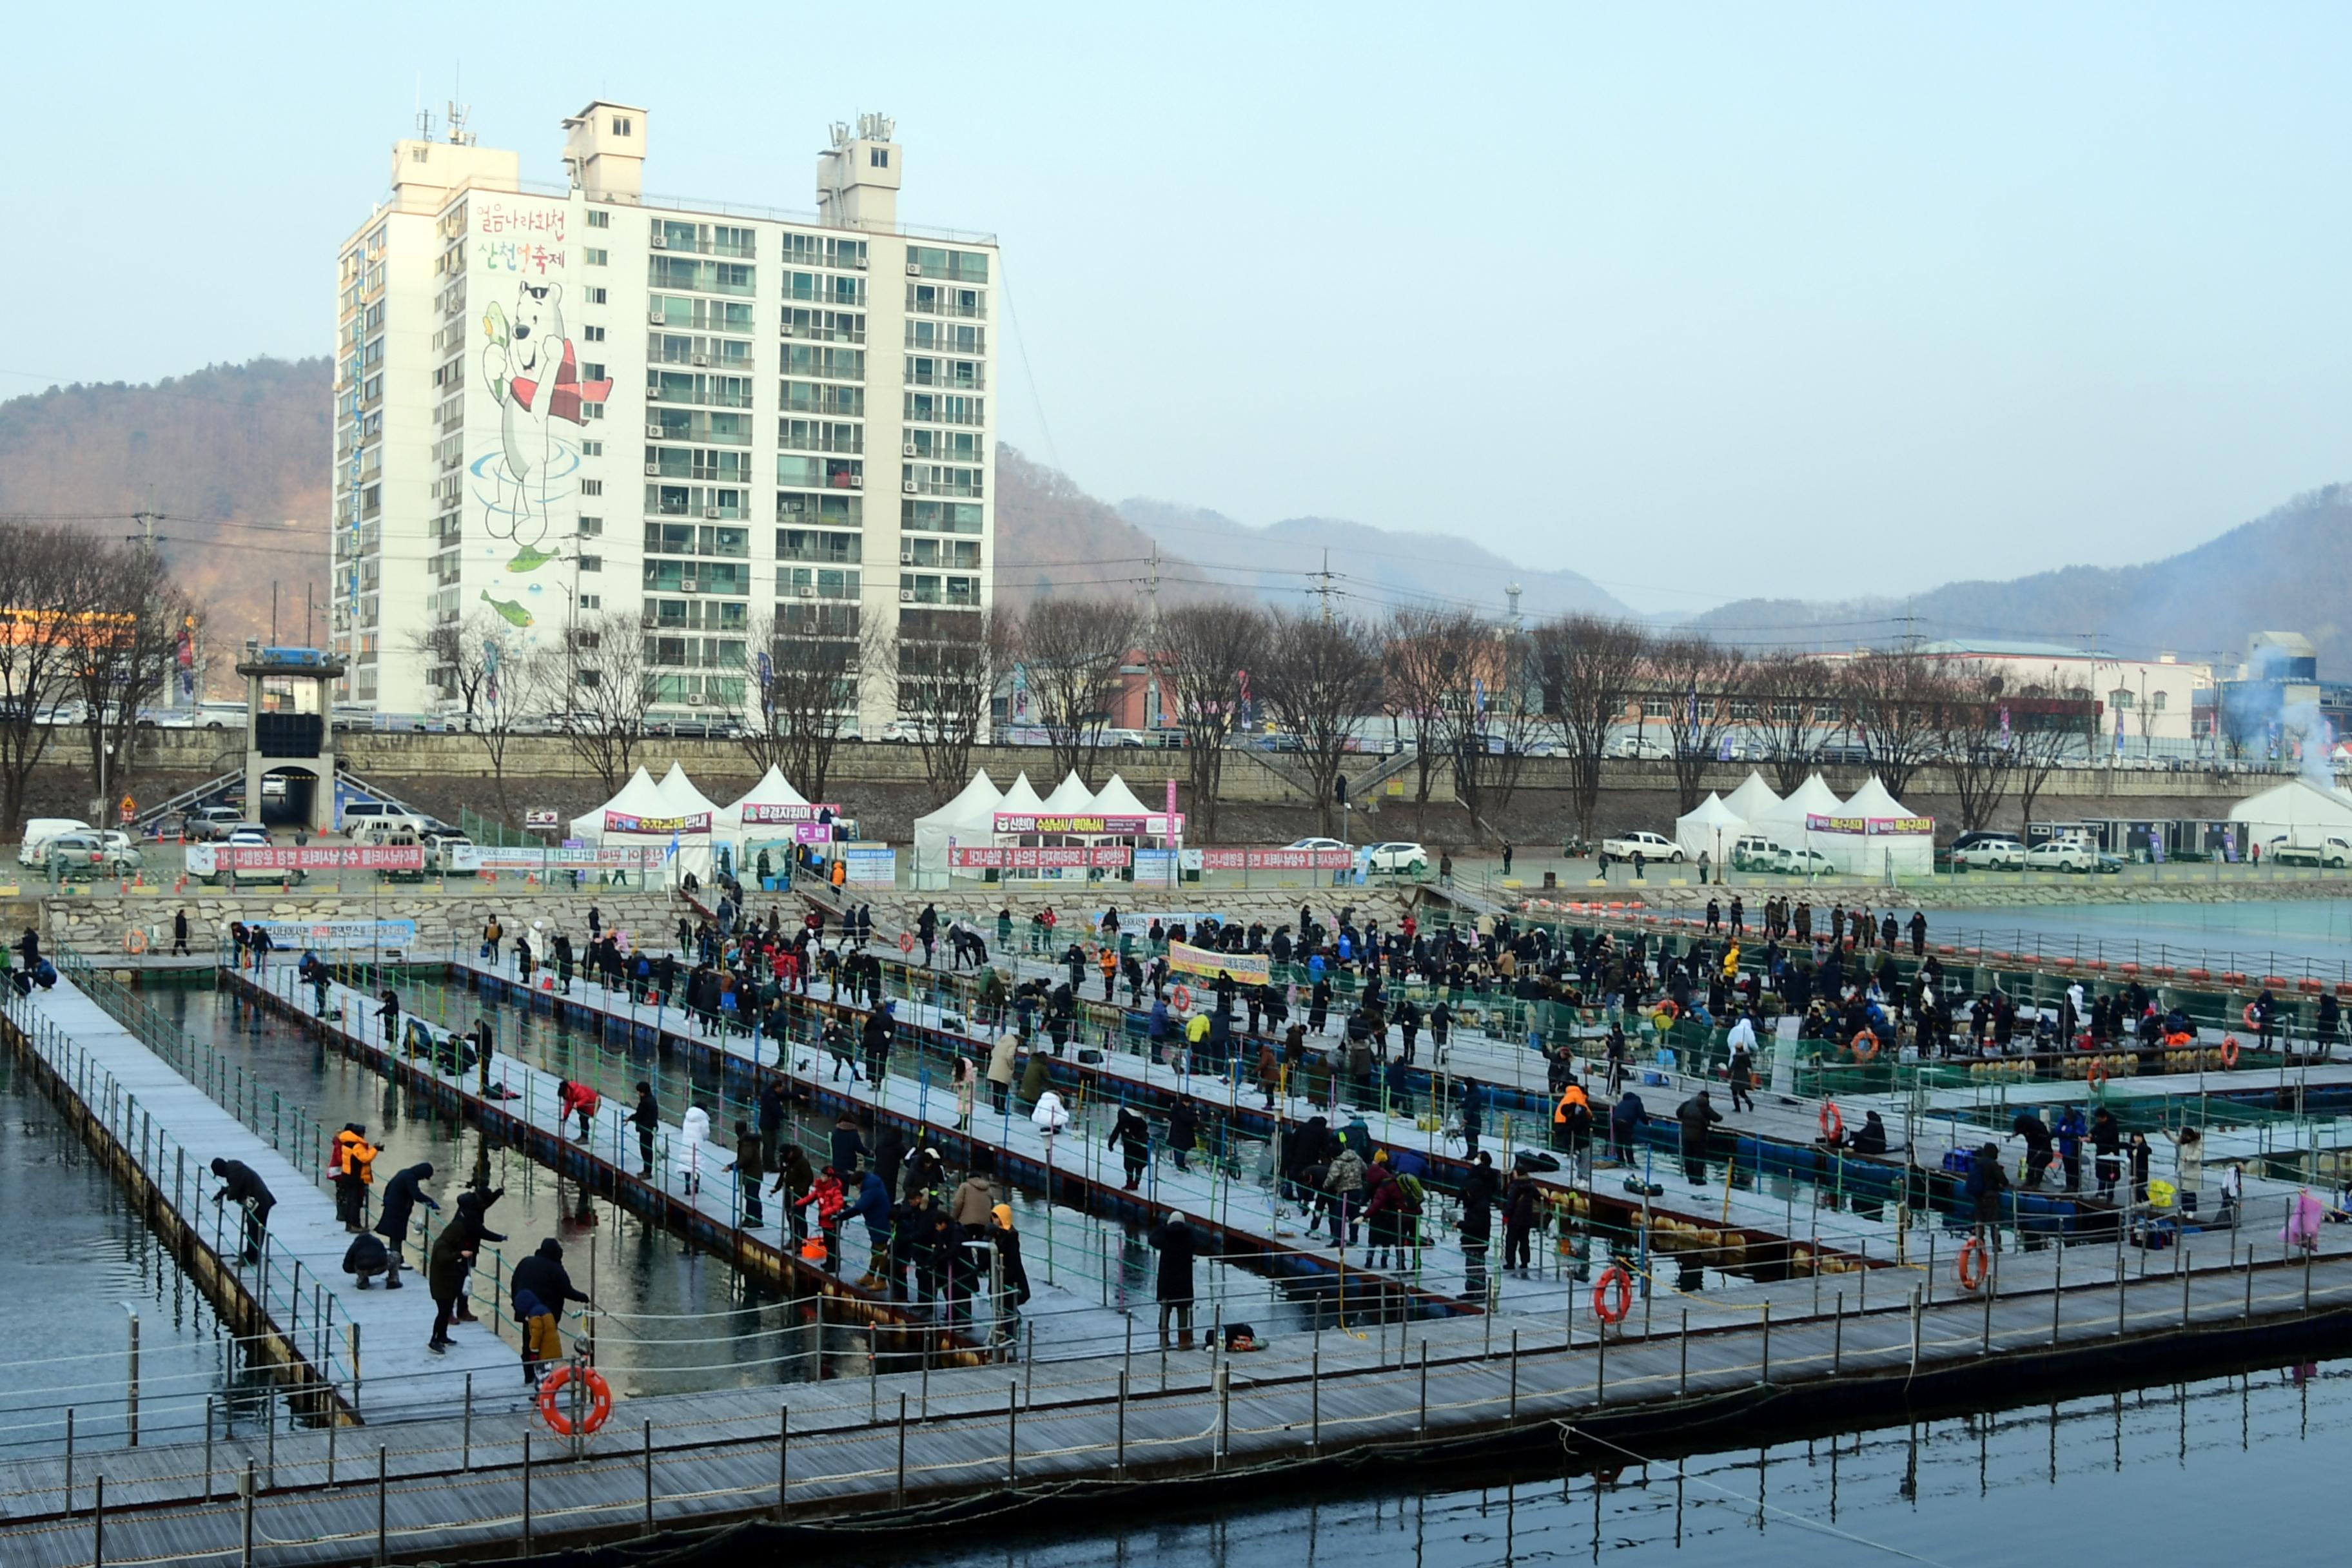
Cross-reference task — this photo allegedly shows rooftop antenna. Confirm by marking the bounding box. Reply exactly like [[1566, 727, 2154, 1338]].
[[446, 61, 473, 146], [414, 73, 430, 140]]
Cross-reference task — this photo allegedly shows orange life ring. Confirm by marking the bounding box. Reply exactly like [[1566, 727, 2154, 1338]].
[[536, 1363, 613, 1436], [1955, 1237, 1989, 1292], [2086, 1061, 2108, 1086], [2242, 1003, 2260, 1030], [1591, 1264, 1634, 1324], [1655, 999, 1681, 1021], [1849, 1030, 1879, 1061], [122, 928, 148, 954], [899, 932, 916, 954], [1819, 1101, 1844, 1142], [2220, 1035, 2240, 1070], [1172, 984, 1193, 1012]]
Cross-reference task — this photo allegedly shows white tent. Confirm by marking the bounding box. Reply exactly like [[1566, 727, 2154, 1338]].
[[567, 765, 663, 841], [1040, 770, 1097, 814], [567, 765, 710, 885], [1838, 774, 1935, 875], [1091, 774, 1155, 819], [716, 765, 808, 836], [913, 770, 1004, 887], [1723, 770, 1785, 823], [998, 772, 1047, 816], [1673, 793, 1747, 863], [1839, 776, 1911, 819], [2230, 778, 2352, 849], [1750, 774, 1857, 869], [652, 762, 721, 821]]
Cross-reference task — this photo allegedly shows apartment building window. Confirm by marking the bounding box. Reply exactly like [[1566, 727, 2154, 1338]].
[[587, 210, 611, 229], [583, 325, 606, 342], [582, 440, 603, 456], [579, 556, 603, 573], [903, 536, 981, 571], [578, 516, 603, 536], [580, 594, 600, 610], [906, 246, 990, 283], [870, 148, 889, 168], [901, 499, 981, 535], [778, 454, 863, 489], [782, 567, 859, 600], [585, 248, 609, 266], [581, 479, 604, 497], [778, 491, 861, 527], [612, 115, 632, 135], [2151, 691, 2168, 712], [779, 529, 863, 564], [1640, 698, 1672, 720], [644, 522, 750, 558]]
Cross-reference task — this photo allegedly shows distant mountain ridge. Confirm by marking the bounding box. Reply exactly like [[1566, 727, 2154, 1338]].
[[1678, 486, 2352, 669], [1115, 498, 1638, 623], [3, 358, 2349, 675]]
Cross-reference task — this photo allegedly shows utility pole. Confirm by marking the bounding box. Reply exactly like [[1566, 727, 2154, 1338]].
[[1312, 549, 1337, 625], [1143, 542, 1162, 729]]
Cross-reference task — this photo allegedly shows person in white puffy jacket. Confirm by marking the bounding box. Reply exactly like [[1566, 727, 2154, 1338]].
[[1032, 1090, 1070, 1164], [680, 1104, 711, 1197]]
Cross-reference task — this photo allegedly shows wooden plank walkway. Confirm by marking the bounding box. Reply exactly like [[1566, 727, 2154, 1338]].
[[1, 1233, 2346, 1565], [219, 965, 1001, 1367]]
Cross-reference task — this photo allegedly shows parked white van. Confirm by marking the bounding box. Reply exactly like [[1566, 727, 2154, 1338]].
[[18, 818, 93, 868]]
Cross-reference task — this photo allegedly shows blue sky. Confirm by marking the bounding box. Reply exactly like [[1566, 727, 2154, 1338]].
[[5, 2, 2347, 612]]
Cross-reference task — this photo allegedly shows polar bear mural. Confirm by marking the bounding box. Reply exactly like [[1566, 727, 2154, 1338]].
[[480, 277, 611, 571]]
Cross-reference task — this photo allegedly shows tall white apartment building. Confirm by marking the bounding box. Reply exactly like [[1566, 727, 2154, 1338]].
[[331, 103, 996, 725]]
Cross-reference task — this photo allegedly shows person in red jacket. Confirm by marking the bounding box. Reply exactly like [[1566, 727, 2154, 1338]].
[[796, 1165, 847, 1272], [556, 1080, 600, 1141]]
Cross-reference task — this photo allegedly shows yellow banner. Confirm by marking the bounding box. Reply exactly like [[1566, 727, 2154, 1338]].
[[1167, 941, 1272, 986]]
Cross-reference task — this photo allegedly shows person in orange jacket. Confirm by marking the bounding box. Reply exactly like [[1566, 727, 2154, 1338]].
[[331, 1123, 379, 1232]]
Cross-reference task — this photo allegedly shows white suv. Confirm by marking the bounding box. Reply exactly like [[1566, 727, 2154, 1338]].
[[1952, 834, 2026, 870]]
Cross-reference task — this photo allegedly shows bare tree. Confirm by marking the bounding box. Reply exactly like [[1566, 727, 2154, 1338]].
[[1019, 596, 1139, 786], [1934, 663, 2012, 832], [737, 611, 878, 802], [2013, 689, 2093, 836], [1838, 651, 1957, 799], [1158, 601, 1268, 843], [0, 524, 94, 833], [893, 606, 1012, 794], [1257, 611, 1386, 837], [1651, 637, 1748, 814], [1747, 652, 1832, 794], [1384, 608, 1476, 838], [534, 609, 651, 792], [1531, 615, 1650, 841], [62, 543, 189, 819], [407, 609, 540, 830], [1451, 632, 1545, 834]]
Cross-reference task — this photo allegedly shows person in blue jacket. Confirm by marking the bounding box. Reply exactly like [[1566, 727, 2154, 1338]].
[[2052, 1104, 2087, 1193], [845, 1169, 893, 1286]]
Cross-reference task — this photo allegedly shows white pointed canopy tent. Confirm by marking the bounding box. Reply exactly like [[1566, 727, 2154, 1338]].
[[567, 765, 712, 883], [1837, 775, 1935, 876], [913, 770, 1004, 886], [1722, 770, 1785, 824], [715, 765, 808, 836], [1672, 793, 1747, 863], [1090, 774, 1155, 819], [1039, 771, 1099, 814], [997, 772, 1047, 817]]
